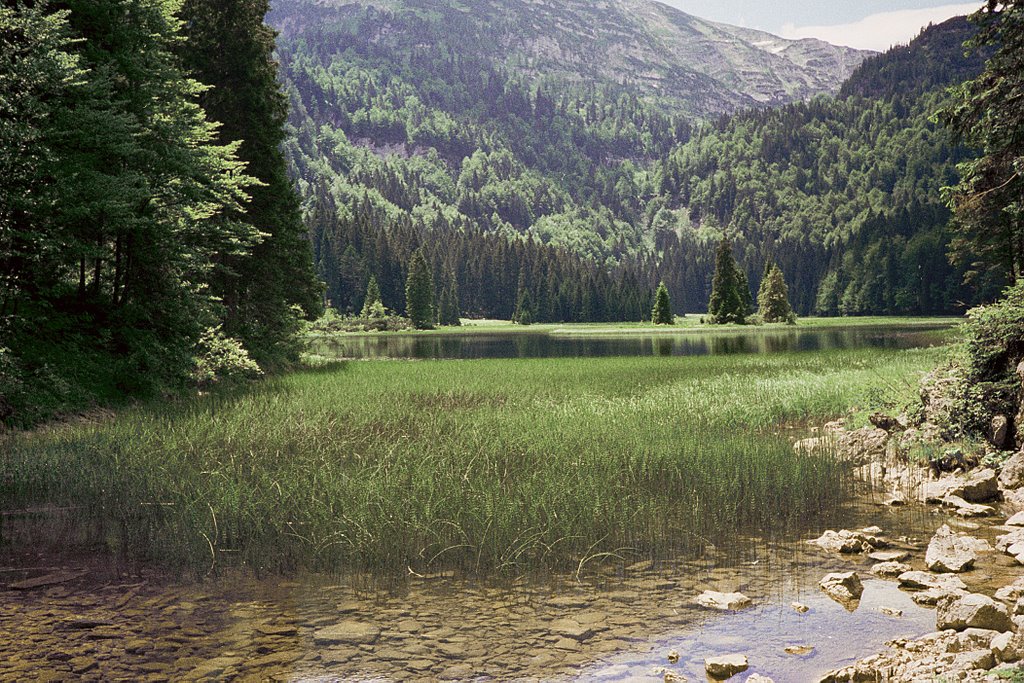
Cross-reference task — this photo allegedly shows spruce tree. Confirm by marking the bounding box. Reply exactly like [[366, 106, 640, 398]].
[[405, 249, 434, 329], [437, 267, 461, 326], [360, 275, 382, 318], [179, 0, 322, 366], [707, 238, 746, 324], [512, 270, 534, 325], [651, 281, 673, 324], [758, 265, 796, 324]]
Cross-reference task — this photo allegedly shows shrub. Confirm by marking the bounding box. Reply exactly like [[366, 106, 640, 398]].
[[192, 327, 263, 386]]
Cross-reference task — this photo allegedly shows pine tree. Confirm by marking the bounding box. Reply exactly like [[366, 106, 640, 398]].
[[758, 265, 796, 324], [361, 275, 382, 318], [512, 269, 534, 325], [437, 267, 461, 326], [179, 0, 322, 366], [707, 238, 746, 324], [405, 249, 434, 329], [651, 281, 673, 324]]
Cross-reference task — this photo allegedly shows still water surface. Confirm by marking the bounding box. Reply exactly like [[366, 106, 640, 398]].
[[309, 325, 950, 360]]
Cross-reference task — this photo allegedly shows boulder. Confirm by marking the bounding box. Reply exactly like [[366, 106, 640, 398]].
[[871, 561, 911, 578], [999, 452, 1024, 491], [791, 602, 809, 614], [991, 415, 1012, 450], [868, 550, 910, 562], [990, 631, 1024, 663], [696, 590, 752, 611], [819, 571, 864, 604], [925, 525, 978, 573], [936, 593, 1013, 632], [807, 529, 886, 554], [940, 494, 995, 517], [704, 654, 748, 680], [960, 468, 999, 502], [1005, 486, 1024, 511], [1006, 511, 1024, 526], [922, 476, 965, 503], [996, 577, 1024, 603], [898, 570, 968, 605]]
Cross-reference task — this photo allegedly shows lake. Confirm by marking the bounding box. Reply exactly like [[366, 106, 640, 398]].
[[308, 323, 952, 360]]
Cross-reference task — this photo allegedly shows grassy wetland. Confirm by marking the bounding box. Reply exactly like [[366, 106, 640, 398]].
[[0, 334, 948, 579]]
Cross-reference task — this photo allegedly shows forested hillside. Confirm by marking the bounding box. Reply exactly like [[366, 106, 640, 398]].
[[275, 3, 988, 320]]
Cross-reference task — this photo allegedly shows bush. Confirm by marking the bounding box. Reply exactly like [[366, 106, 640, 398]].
[[192, 327, 264, 387]]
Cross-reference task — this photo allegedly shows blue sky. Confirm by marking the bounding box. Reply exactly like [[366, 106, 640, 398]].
[[661, 1, 982, 50]]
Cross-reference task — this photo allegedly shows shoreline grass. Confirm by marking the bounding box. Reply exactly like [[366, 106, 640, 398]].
[[0, 346, 944, 578]]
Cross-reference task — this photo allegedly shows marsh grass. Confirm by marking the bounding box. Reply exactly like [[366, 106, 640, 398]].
[[0, 347, 942, 577]]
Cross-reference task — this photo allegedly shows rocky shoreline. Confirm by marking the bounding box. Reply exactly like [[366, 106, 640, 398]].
[[789, 362, 1024, 682]]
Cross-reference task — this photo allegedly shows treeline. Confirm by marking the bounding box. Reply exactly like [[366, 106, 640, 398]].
[[0, 0, 318, 427], [310, 190, 658, 323]]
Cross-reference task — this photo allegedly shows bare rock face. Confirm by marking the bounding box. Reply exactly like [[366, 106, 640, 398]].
[[998, 452, 1024, 491], [925, 524, 979, 573], [819, 571, 863, 604], [704, 654, 748, 679], [695, 590, 752, 611], [936, 593, 1013, 632]]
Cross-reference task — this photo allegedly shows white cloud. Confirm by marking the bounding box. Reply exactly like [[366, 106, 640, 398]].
[[779, 3, 981, 52]]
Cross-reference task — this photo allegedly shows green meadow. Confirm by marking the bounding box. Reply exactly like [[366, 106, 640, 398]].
[[1, 344, 945, 577]]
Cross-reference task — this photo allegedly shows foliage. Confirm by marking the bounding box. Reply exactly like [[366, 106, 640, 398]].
[[436, 267, 461, 326], [405, 248, 435, 329], [179, 0, 323, 368], [707, 239, 748, 324], [192, 327, 264, 387], [360, 276, 383, 318], [651, 281, 673, 324], [939, 1, 1024, 292], [758, 264, 797, 324], [0, 345, 942, 575]]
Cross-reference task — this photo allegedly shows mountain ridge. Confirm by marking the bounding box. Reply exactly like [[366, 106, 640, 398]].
[[271, 0, 873, 117]]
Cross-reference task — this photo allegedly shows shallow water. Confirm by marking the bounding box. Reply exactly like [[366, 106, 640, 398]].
[[308, 325, 950, 360], [4, 494, 1019, 682]]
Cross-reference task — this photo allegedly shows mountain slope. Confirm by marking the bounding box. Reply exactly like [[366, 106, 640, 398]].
[[272, 0, 871, 118], [276, 6, 986, 319]]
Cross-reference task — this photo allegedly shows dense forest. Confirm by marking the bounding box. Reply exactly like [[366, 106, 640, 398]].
[[0, 0, 319, 426], [273, 2, 992, 321]]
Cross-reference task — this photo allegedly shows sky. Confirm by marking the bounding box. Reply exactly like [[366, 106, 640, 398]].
[[661, 0, 982, 51]]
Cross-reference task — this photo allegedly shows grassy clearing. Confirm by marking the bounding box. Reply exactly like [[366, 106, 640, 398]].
[[0, 347, 943, 577]]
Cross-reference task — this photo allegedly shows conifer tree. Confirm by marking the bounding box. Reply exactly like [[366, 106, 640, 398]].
[[707, 238, 746, 324], [512, 269, 534, 325], [179, 0, 322, 366], [437, 268, 461, 326], [651, 281, 673, 324], [405, 249, 434, 329], [758, 265, 796, 324], [361, 275, 382, 318]]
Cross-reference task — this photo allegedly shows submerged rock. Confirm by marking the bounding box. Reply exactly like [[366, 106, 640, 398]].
[[936, 593, 1012, 632], [313, 621, 381, 646], [790, 602, 809, 614], [704, 654, 748, 679], [925, 524, 979, 573], [819, 572, 863, 604], [695, 591, 752, 611], [871, 561, 912, 578]]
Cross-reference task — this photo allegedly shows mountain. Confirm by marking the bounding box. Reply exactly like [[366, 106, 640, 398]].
[[273, 3, 985, 319], [271, 0, 870, 118]]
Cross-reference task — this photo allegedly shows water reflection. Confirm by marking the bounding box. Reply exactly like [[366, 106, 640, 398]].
[[308, 326, 949, 360]]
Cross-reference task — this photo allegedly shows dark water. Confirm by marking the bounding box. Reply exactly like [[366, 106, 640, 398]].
[[309, 325, 951, 360]]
